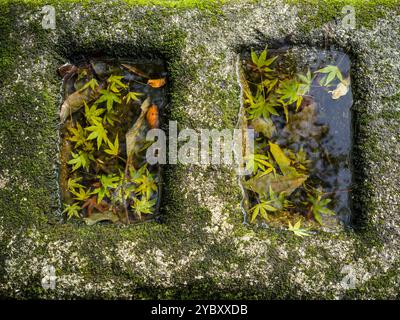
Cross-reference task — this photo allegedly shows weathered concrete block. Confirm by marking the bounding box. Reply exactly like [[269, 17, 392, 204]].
[[0, 0, 399, 298]]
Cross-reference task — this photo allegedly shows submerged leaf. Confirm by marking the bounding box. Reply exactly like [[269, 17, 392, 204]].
[[83, 211, 119, 225], [125, 91, 143, 104], [269, 142, 297, 176], [125, 97, 152, 163], [251, 117, 276, 139], [121, 64, 149, 78], [60, 89, 91, 123], [244, 173, 308, 196]]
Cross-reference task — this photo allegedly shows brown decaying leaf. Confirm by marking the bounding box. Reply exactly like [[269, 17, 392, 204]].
[[83, 211, 119, 226], [244, 173, 308, 196], [82, 196, 108, 216], [121, 64, 149, 78], [125, 97, 152, 167], [59, 84, 102, 123], [329, 77, 350, 100], [147, 78, 166, 88], [58, 63, 77, 77]]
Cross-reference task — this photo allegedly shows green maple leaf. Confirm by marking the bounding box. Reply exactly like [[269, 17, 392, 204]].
[[62, 202, 81, 220], [113, 171, 137, 203], [308, 194, 335, 224], [251, 47, 278, 73], [288, 219, 312, 237], [79, 78, 99, 91], [84, 102, 105, 125], [262, 78, 279, 93], [297, 69, 313, 96], [132, 197, 156, 217], [107, 75, 127, 93], [245, 90, 279, 120], [250, 199, 277, 223], [245, 153, 275, 175], [266, 186, 291, 211], [86, 121, 109, 149], [67, 177, 84, 194], [104, 134, 119, 156], [67, 122, 87, 148], [103, 110, 119, 125], [95, 89, 122, 112], [133, 171, 158, 200], [277, 79, 300, 104], [92, 174, 120, 203], [125, 91, 143, 104], [72, 187, 92, 201], [315, 65, 343, 87], [68, 151, 93, 171]]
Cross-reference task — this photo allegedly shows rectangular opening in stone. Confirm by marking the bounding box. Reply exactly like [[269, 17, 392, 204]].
[[239, 47, 353, 230], [58, 58, 167, 225]]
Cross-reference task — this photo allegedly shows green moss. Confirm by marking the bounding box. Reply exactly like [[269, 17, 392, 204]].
[[285, 0, 400, 31], [0, 0, 399, 299]]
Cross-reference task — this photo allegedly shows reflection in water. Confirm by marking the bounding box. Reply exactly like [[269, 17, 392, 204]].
[[241, 48, 353, 227]]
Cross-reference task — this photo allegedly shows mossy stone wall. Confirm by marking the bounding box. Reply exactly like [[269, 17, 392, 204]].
[[0, 0, 399, 298]]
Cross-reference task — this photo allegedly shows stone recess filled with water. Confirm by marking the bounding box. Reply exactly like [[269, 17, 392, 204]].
[[239, 47, 353, 231], [58, 59, 167, 225]]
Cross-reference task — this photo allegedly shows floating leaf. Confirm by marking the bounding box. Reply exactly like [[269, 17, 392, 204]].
[[133, 171, 158, 200], [67, 122, 87, 148], [297, 69, 313, 96], [67, 177, 84, 193], [308, 194, 335, 225], [245, 153, 275, 175], [315, 65, 343, 87], [68, 151, 93, 172], [250, 200, 277, 222], [329, 77, 350, 100], [132, 197, 156, 218], [104, 134, 119, 156], [269, 142, 297, 176], [72, 187, 92, 201], [107, 75, 127, 92], [79, 78, 99, 92], [86, 121, 109, 150], [95, 89, 121, 112], [245, 90, 279, 120], [92, 174, 120, 203], [84, 101, 105, 125], [62, 202, 81, 220], [251, 47, 277, 73], [288, 219, 312, 237]]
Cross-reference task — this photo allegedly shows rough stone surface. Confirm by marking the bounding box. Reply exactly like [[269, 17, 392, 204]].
[[0, 0, 399, 298]]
